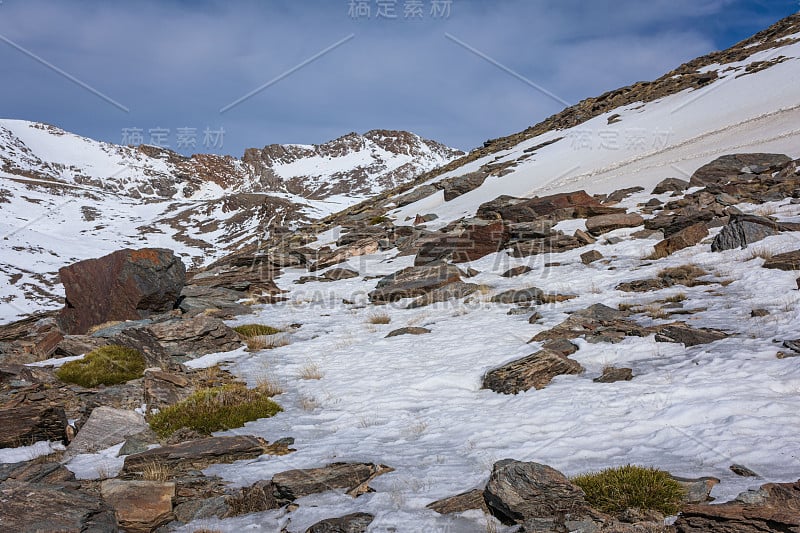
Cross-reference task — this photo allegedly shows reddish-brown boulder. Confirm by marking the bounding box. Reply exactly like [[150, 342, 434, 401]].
[[652, 222, 708, 258], [58, 248, 186, 334], [499, 191, 624, 223], [415, 220, 510, 265]]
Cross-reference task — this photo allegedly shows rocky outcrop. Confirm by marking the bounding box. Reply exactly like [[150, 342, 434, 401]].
[[0, 404, 67, 448], [100, 479, 175, 533], [652, 177, 690, 194], [122, 436, 271, 474], [415, 220, 510, 265], [690, 153, 792, 187], [441, 171, 489, 201], [305, 512, 375, 533], [763, 249, 800, 270], [271, 462, 394, 501], [479, 190, 622, 223], [654, 323, 728, 347], [58, 248, 186, 335], [652, 222, 709, 258], [427, 488, 489, 515], [711, 214, 784, 251], [63, 406, 149, 460], [585, 212, 644, 235], [369, 264, 462, 302], [483, 350, 583, 394], [146, 315, 242, 361], [674, 479, 800, 532]]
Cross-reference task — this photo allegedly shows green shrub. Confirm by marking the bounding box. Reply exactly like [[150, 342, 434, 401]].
[[147, 384, 282, 438], [572, 465, 685, 516], [56, 345, 146, 388], [233, 324, 282, 338]]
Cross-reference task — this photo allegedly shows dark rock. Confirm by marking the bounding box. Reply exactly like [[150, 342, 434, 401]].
[[502, 265, 533, 278], [491, 287, 544, 304], [385, 327, 431, 338], [177, 285, 249, 317], [271, 462, 394, 502], [305, 512, 375, 533], [690, 153, 791, 187], [483, 350, 583, 394], [763, 249, 800, 271], [654, 323, 728, 346], [0, 404, 67, 448], [1, 461, 75, 484], [322, 268, 359, 281], [652, 177, 690, 194], [427, 488, 488, 514], [143, 369, 192, 409], [616, 279, 667, 292], [441, 171, 489, 201], [395, 184, 439, 207], [509, 221, 555, 241], [580, 250, 604, 264], [100, 479, 175, 532], [309, 238, 380, 271], [369, 264, 462, 302], [645, 209, 714, 238], [173, 495, 229, 523], [123, 436, 271, 474], [0, 480, 119, 532], [711, 215, 783, 251], [730, 464, 760, 477], [509, 233, 585, 257], [0, 313, 63, 363], [406, 282, 479, 309], [674, 479, 800, 532], [146, 315, 242, 361], [495, 190, 623, 223], [593, 367, 633, 383], [751, 309, 770, 317], [483, 460, 592, 525], [585, 213, 644, 235], [604, 186, 644, 204], [415, 220, 510, 265], [672, 476, 720, 504], [574, 228, 597, 245], [58, 248, 186, 335], [652, 222, 709, 258], [531, 304, 652, 345]]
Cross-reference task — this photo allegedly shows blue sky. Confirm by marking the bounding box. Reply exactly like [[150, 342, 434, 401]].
[[0, 0, 797, 155]]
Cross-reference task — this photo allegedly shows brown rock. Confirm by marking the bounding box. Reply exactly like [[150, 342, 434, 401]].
[[502, 265, 533, 278], [574, 228, 597, 245], [593, 367, 633, 383], [369, 264, 462, 302], [690, 153, 791, 187], [763, 249, 800, 271], [309, 238, 380, 271], [652, 222, 709, 258], [305, 512, 375, 533], [271, 462, 394, 502], [654, 322, 728, 346], [580, 250, 604, 264], [673, 476, 720, 504], [652, 177, 690, 194], [58, 248, 186, 335], [427, 488, 489, 514], [482, 349, 583, 394], [100, 479, 175, 532], [385, 327, 431, 338], [415, 220, 510, 265], [498, 190, 623, 223], [585, 212, 644, 235], [146, 315, 242, 360], [509, 233, 585, 257], [441, 170, 489, 201], [143, 369, 192, 408], [123, 436, 271, 474], [0, 404, 67, 448]]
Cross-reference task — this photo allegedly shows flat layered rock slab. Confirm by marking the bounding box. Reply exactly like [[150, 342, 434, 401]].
[[427, 488, 488, 515], [763, 249, 800, 271], [271, 462, 394, 501], [0, 404, 67, 448], [100, 479, 175, 532], [64, 406, 149, 460], [482, 350, 583, 394], [305, 512, 375, 533], [122, 435, 271, 474], [655, 323, 728, 347], [369, 264, 462, 302]]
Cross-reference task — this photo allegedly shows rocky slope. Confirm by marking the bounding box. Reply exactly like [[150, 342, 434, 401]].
[[0, 123, 462, 321]]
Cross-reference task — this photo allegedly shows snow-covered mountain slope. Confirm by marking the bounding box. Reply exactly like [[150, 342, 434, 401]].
[[367, 17, 800, 230], [0, 123, 462, 321]]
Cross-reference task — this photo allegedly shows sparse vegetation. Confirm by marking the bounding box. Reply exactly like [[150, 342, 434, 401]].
[[746, 246, 774, 261], [367, 311, 391, 324], [298, 361, 323, 380], [572, 464, 685, 516], [233, 324, 282, 338], [56, 345, 146, 388], [369, 215, 390, 225], [244, 334, 290, 351], [141, 461, 172, 481], [753, 205, 777, 217], [658, 264, 708, 286], [644, 304, 670, 319], [147, 384, 282, 438], [665, 292, 687, 303]]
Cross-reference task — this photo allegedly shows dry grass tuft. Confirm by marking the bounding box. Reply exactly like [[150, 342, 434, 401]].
[[141, 461, 172, 481], [298, 361, 323, 380], [644, 304, 670, 320], [746, 246, 774, 261], [366, 311, 391, 324], [664, 292, 687, 303]]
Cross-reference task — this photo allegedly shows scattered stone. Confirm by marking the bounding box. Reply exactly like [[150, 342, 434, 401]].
[[427, 488, 488, 515], [309, 238, 380, 271], [509, 221, 554, 241], [385, 327, 431, 338], [730, 464, 760, 477], [502, 265, 532, 278], [58, 248, 186, 335], [64, 406, 149, 460], [674, 478, 800, 532], [441, 171, 489, 201], [762, 249, 800, 271], [369, 264, 462, 302], [690, 153, 791, 187], [415, 220, 510, 264], [483, 460, 592, 526], [531, 304, 651, 345], [406, 281, 479, 309], [146, 315, 242, 361], [593, 367, 633, 383], [305, 512, 375, 533], [123, 436, 272, 475], [321, 268, 359, 281], [176, 285, 249, 317], [652, 222, 709, 258], [143, 369, 192, 409], [482, 349, 583, 394], [271, 462, 394, 502], [652, 177, 690, 194], [654, 323, 728, 347], [604, 186, 644, 204], [0, 481, 119, 532], [580, 250, 604, 264], [100, 479, 175, 532], [673, 476, 720, 504], [585, 212, 644, 235], [491, 287, 544, 304], [527, 311, 543, 323], [509, 233, 585, 257], [574, 228, 596, 245], [711, 214, 783, 251], [751, 309, 770, 317], [0, 404, 67, 448]]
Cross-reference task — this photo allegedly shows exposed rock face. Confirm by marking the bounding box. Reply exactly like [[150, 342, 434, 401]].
[[690, 153, 792, 187], [415, 220, 510, 265], [441, 171, 489, 201], [123, 436, 270, 474], [711, 214, 783, 251], [146, 315, 242, 360], [176, 285, 250, 317], [483, 460, 591, 526], [385, 327, 431, 338], [0, 480, 119, 532], [305, 512, 375, 533], [585, 213, 644, 235], [369, 264, 462, 302], [593, 367, 633, 383], [100, 479, 175, 533], [479, 190, 622, 223], [64, 406, 149, 460], [763, 249, 800, 270], [674, 479, 800, 532], [427, 488, 489, 515], [652, 222, 709, 258], [655, 323, 728, 347], [406, 281, 478, 309], [58, 248, 186, 335], [309, 238, 380, 271], [483, 350, 583, 394], [580, 250, 604, 264], [271, 462, 394, 501], [652, 177, 690, 194], [0, 404, 67, 447]]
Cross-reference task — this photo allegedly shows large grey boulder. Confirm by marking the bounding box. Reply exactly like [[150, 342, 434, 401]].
[[711, 214, 783, 252], [64, 407, 149, 460]]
